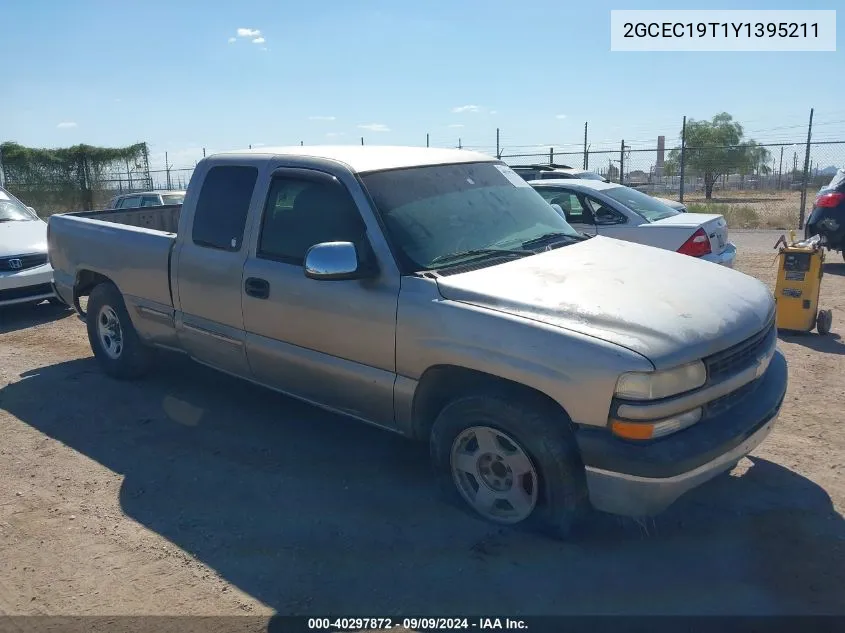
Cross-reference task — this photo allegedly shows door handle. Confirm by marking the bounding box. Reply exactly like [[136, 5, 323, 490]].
[[244, 277, 270, 299]]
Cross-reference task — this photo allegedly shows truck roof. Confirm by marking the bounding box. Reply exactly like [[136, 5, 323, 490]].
[[210, 145, 496, 174]]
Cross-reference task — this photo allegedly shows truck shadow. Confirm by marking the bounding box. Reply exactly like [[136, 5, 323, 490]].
[[823, 262, 845, 277], [0, 301, 73, 335], [779, 332, 845, 356], [2, 356, 843, 616]]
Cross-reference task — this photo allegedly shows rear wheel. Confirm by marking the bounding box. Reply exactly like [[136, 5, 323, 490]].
[[86, 282, 153, 379], [430, 392, 589, 540], [816, 309, 833, 336]]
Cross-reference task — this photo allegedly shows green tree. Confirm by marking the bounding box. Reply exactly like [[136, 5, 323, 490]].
[[680, 113, 764, 199]]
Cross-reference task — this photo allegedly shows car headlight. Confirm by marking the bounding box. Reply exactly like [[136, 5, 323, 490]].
[[614, 360, 706, 401]]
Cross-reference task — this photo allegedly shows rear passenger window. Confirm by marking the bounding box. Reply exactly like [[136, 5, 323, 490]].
[[192, 166, 258, 251], [118, 196, 141, 209], [140, 195, 160, 207]]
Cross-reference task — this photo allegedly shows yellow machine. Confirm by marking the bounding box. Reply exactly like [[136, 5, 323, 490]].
[[773, 230, 833, 335]]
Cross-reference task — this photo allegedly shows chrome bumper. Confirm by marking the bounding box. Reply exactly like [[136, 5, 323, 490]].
[[584, 415, 776, 517]]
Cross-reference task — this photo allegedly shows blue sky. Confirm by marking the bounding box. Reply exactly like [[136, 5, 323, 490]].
[[1, 0, 842, 171]]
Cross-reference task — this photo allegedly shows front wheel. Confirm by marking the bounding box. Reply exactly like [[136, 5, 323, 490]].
[[430, 392, 589, 540], [86, 282, 153, 379]]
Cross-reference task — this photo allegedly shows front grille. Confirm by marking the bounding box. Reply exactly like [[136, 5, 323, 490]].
[[0, 253, 48, 271], [704, 378, 761, 418], [704, 315, 776, 383], [0, 283, 53, 303]]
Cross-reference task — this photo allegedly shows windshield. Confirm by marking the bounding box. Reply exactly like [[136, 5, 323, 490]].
[[577, 171, 607, 181], [601, 185, 679, 222], [162, 193, 185, 205], [360, 162, 581, 272], [0, 188, 39, 222]]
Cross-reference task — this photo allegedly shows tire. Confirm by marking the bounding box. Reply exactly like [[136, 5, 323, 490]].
[[86, 281, 154, 380], [430, 391, 589, 540], [816, 309, 833, 336]]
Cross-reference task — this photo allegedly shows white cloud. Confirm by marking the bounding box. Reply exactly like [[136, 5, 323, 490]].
[[237, 28, 261, 37], [252, 37, 265, 44], [358, 123, 390, 132], [448, 124, 464, 128], [261, 47, 269, 51], [555, 114, 567, 119], [57, 121, 77, 129], [228, 37, 237, 43], [451, 105, 480, 114], [326, 132, 346, 138], [489, 110, 498, 115], [309, 116, 337, 121]]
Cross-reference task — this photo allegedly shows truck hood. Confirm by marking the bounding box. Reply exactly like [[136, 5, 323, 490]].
[[434, 236, 774, 369], [0, 219, 48, 258]]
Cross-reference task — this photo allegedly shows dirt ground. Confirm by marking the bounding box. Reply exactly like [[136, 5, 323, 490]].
[[0, 232, 844, 619]]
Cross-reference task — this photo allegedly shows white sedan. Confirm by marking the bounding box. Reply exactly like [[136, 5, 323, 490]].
[[529, 179, 736, 267], [0, 187, 62, 307]]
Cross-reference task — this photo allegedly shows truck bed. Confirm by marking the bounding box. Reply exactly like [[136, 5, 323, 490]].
[[74, 203, 181, 234], [48, 206, 178, 313]]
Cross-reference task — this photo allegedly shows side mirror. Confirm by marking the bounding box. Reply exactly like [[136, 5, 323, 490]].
[[27, 206, 36, 213], [304, 241, 373, 281]]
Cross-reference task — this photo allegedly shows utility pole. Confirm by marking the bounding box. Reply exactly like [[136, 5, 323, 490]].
[[583, 122, 588, 169], [799, 108, 814, 229], [361, 137, 364, 146], [496, 128, 500, 158], [458, 138, 462, 150], [777, 146, 783, 190], [426, 133, 429, 148], [679, 116, 687, 203], [619, 140, 625, 184]]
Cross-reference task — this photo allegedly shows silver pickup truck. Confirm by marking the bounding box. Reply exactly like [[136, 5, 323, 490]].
[[48, 146, 787, 538]]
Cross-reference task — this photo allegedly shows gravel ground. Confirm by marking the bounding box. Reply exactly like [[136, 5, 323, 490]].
[[0, 232, 843, 618]]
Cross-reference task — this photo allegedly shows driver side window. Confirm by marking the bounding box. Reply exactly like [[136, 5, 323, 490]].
[[257, 176, 368, 266], [585, 196, 627, 225]]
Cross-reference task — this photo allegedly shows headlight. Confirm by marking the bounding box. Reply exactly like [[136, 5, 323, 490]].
[[615, 360, 706, 401]]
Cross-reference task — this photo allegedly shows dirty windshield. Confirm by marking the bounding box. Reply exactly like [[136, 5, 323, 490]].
[[361, 161, 581, 271]]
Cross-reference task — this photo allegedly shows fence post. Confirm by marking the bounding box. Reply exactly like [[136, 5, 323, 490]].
[[496, 128, 500, 159], [799, 107, 814, 230], [583, 122, 588, 169], [549, 147, 554, 165], [679, 116, 687, 203], [165, 151, 171, 190], [777, 146, 784, 190], [619, 140, 625, 184]]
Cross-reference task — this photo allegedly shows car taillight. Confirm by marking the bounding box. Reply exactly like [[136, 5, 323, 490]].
[[677, 228, 712, 257], [815, 192, 845, 208]]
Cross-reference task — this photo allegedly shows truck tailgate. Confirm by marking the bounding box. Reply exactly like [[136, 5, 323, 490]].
[[48, 213, 176, 309]]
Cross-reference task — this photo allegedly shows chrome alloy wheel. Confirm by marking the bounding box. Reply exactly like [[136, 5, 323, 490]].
[[450, 426, 539, 524], [97, 305, 124, 359]]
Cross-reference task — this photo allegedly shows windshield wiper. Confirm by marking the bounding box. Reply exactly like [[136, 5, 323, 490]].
[[521, 232, 588, 249], [428, 247, 530, 268]]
